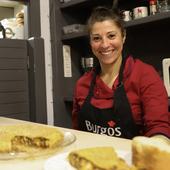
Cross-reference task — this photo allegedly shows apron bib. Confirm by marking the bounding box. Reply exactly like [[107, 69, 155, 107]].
[[78, 57, 140, 139]]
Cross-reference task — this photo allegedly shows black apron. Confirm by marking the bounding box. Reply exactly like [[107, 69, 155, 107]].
[[78, 57, 140, 139]]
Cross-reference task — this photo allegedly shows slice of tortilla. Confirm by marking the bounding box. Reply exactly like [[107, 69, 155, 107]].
[[68, 147, 133, 170], [0, 123, 64, 153]]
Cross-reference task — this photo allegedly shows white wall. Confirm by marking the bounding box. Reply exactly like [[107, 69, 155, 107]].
[[40, 0, 54, 125]]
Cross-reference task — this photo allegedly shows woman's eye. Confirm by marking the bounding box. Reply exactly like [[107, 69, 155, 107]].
[[108, 34, 116, 39], [91, 36, 101, 42]]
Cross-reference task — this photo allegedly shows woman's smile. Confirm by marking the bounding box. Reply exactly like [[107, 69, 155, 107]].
[[100, 49, 114, 55]]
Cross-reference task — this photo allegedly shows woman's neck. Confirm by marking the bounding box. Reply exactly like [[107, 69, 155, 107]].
[[100, 56, 122, 88]]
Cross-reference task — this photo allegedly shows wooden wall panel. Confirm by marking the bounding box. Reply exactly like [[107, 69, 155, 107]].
[[0, 58, 26, 69], [0, 92, 28, 103], [0, 39, 29, 120], [0, 81, 27, 91], [0, 70, 27, 80], [0, 103, 29, 115], [0, 49, 26, 58]]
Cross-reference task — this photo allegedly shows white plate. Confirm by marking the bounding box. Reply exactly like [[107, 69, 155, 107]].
[[62, 131, 76, 147], [44, 150, 132, 170]]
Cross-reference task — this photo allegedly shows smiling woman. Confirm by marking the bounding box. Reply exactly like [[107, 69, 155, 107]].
[[72, 6, 170, 141]]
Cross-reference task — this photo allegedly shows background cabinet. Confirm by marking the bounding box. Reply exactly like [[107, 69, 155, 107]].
[[50, 0, 170, 128], [0, 0, 47, 124]]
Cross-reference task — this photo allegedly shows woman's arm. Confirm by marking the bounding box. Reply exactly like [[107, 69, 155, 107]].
[[139, 64, 170, 138]]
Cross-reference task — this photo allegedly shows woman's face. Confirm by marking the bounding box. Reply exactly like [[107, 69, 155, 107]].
[[90, 20, 125, 66]]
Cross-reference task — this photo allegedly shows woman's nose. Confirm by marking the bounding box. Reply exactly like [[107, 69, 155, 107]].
[[100, 38, 110, 48]]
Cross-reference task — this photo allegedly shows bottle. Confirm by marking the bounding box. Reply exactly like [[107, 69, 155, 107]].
[[149, 0, 157, 15]]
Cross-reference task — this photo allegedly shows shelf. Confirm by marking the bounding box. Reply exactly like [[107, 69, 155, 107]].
[[60, 0, 90, 8], [125, 11, 170, 28], [61, 11, 170, 41], [62, 31, 88, 41], [60, 0, 112, 9]]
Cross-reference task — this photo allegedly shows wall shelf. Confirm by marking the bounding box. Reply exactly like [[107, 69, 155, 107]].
[[60, 0, 90, 8], [60, 0, 112, 9], [61, 11, 170, 41], [62, 31, 88, 41], [125, 11, 170, 27]]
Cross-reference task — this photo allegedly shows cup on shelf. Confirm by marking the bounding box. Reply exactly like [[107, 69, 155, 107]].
[[122, 10, 132, 21], [133, 6, 148, 19], [157, 0, 170, 12]]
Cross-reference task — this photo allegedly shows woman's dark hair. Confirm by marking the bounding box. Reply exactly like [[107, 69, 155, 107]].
[[87, 6, 126, 37]]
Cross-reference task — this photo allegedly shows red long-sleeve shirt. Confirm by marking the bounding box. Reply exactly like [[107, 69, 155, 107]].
[[72, 56, 170, 137]]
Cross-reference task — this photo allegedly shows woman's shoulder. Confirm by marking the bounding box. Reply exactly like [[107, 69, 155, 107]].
[[125, 56, 162, 84], [131, 57, 158, 73], [125, 56, 158, 78], [132, 57, 162, 80]]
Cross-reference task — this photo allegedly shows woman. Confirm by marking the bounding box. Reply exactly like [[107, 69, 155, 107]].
[[72, 6, 170, 140]]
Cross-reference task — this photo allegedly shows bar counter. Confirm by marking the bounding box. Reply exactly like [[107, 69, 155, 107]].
[[0, 117, 132, 170]]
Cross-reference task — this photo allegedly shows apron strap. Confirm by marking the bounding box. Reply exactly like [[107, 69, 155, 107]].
[[85, 69, 98, 102], [117, 56, 127, 87], [114, 56, 140, 138]]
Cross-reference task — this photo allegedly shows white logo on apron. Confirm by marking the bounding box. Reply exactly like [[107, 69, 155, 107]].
[[85, 120, 121, 137]]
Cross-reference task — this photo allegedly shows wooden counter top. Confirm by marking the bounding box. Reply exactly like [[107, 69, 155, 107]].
[[0, 117, 132, 170]]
